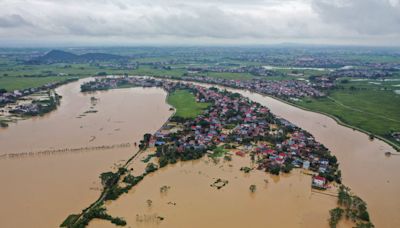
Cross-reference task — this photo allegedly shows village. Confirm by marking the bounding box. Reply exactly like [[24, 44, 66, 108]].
[[0, 78, 77, 107], [0, 79, 76, 127], [81, 75, 328, 99], [186, 65, 276, 77], [81, 77, 341, 190], [180, 75, 328, 98]]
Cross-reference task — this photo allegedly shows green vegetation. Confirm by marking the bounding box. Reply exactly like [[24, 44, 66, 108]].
[[328, 185, 375, 228], [296, 80, 400, 148], [209, 146, 229, 158], [61, 204, 126, 227], [0, 119, 9, 128], [0, 62, 99, 91], [328, 207, 344, 228], [0, 76, 76, 91], [249, 184, 257, 193], [240, 167, 252, 173], [131, 65, 186, 77], [145, 162, 158, 173], [167, 89, 210, 119], [60, 214, 80, 227], [141, 153, 157, 163], [267, 164, 281, 175]]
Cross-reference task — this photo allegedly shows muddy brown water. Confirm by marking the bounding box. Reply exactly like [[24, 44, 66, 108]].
[[0, 79, 172, 228], [0, 79, 398, 228], [90, 156, 342, 228], [190, 82, 399, 228]]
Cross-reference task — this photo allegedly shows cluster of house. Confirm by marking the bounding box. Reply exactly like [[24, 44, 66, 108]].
[[392, 132, 400, 142], [93, 61, 139, 70], [7, 91, 59, 116], [0, 78, 77, 107], [9, 103, 41, 115], [80, 77, 163, 92], [181, 76, 326, 98], [309, 76, 336, 89], [330, 68, 393, 79], [252, 117, 337, 189], [156, 79, 337, 188], [231, 54, 400, 70], [186, 65, 275, 77]]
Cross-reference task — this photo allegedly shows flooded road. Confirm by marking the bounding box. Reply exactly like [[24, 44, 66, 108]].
[[0, 79, 172, 228]]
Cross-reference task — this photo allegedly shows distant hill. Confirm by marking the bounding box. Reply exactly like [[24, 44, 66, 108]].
[[28, 50, 126, 64]]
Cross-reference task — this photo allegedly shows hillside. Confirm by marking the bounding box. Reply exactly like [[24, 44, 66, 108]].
[[28, 50, 126, 64]]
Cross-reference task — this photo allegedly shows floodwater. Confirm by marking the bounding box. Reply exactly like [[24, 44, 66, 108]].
[[199, 84, 399, 228], [1, 78, 398, 228], [90, 155, 342, 228], [0, 79, 172, 228], [263, 65, 332, 72]]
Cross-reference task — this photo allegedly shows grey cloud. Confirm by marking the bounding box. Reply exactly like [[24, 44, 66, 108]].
[[0, 0, 399, 46], [312, 0, 400, 35], [0, 14, 31, 28]]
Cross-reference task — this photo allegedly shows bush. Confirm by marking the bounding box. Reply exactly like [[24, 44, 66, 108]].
[[268, 164, 281, 175], [249, 184, 257, 192], [145, 163, 158, 173], [281, 163, 293, 173], [159, 156, 169, 168]]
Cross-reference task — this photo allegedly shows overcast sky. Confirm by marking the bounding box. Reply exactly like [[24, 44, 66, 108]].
[[0, 0, 399, 47]]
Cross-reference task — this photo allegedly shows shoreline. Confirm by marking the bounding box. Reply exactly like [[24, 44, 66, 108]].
[[0, 78, 80, 129]]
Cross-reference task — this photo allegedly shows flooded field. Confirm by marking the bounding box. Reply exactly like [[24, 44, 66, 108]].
[[90, 155, 341, 228], [0, 79, 172, 228]]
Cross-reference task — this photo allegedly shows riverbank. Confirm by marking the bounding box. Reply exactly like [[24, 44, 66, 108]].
[[0, 78, 80, 128], [294, 86, 400, 151]]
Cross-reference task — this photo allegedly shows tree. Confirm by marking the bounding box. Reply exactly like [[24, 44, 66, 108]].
[[329, 207, 344, 228], [145, 162, 158, 173], [268, 164, 281, 175], [338, 185, 352, 207], [97, 72, 107, 76], [354, 222, 375, 228], [159, 156, 169, 168]]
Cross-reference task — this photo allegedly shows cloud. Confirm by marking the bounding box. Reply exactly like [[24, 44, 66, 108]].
[[0, 0, 398, 46], [312, 0, 400, 35], [0, 14, 31, 28]]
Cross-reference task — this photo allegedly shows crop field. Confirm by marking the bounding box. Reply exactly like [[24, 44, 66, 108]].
[[167, 89, 210, 119], [296, 79, 400, 147]]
